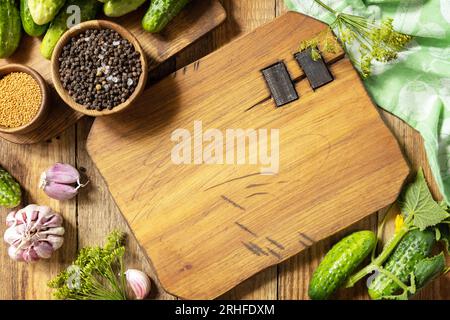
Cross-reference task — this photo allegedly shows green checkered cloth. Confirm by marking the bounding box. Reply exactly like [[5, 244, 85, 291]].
[[285, 0, 450, 203]]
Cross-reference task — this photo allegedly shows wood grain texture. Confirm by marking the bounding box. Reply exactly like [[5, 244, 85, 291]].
[[0, 0, 225, 145], [0, 0, 448, 301], [0, 129, 77, 299], [86, 13, 409, 299]]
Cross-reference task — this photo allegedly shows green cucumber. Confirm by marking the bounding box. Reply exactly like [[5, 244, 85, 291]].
[[21, 0, 48, 36], [0, 0, 21, 58], [414, 252, 446, 290], [28, 0, 66, 25], [0, 166, 21, 208], [308, 231, 376, 300], [103, 0, 146, 17], [40, 0, 100, 59], [368, 229, 435, 299], [142, 0, 190, 33]]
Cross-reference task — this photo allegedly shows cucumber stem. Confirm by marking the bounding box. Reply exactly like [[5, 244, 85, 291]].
[[345, 226, 410, 288]]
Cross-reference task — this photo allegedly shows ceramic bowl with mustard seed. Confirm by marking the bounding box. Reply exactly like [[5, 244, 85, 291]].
[[51, 20, 148, 117], [0, 64, 49, 134]]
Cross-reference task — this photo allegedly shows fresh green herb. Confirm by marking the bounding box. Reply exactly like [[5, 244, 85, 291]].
[[300, 0, 412, 78], [48, 230, 128, 300]]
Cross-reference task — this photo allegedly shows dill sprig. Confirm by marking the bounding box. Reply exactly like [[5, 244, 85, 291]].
[[48, 230, 128, 300], [301, 0, 412, 78]]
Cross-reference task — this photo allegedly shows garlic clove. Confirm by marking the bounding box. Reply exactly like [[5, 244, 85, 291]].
[[22, 248, 40, 263], [8, 246, 24, 261], [3, 226, 23, 246], [34, 241, 54, 259], [6, 211, 17, 227], [42, 163, 80, 185], [43, 182, 78, 201], [46, 235, 64, 250], [41, 214, 63, 228], [125, 269, 151, 300]]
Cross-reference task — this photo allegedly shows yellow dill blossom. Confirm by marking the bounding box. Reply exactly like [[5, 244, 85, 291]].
[[300, 0, 412, 78]]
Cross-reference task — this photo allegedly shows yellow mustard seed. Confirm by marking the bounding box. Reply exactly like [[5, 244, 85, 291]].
[[0, 72, 42, 128]]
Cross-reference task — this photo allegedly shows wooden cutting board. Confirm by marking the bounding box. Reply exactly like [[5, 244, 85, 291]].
[[0, 0, 226, 145], [87, 12, 410, 299]]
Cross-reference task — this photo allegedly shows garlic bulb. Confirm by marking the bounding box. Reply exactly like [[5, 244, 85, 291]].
[[4, 205, 65, 262], [40, 163, 89, 201], [125, 269, 151, 300]]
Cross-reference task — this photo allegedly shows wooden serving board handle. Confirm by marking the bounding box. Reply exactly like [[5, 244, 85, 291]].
[[87, 12, 409, 299], [0, 0, 226, 145]]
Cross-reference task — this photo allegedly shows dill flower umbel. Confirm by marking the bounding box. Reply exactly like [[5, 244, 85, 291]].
[[301, 0, 412, 78]]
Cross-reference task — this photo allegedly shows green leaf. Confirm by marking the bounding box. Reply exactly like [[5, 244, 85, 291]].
[[439, 200, 448, 210], [400, 169, 450, 230]]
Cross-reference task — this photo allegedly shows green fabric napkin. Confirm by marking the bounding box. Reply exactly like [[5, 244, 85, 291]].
[[285, 0, 450, 203]]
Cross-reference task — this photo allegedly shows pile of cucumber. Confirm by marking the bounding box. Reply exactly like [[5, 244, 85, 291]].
[[0, 0, 191, 59]]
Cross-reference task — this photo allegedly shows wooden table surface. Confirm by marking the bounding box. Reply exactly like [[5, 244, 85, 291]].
[[0, 0, 448, 300]]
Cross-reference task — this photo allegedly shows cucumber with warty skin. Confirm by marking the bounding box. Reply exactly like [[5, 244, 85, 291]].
[[308, 231, 377, 300], [103, 0, 146, 17], [21, 0, 48, 37], [28, 0, 66, 25], [414, 252, 446, 290], [0, 166, 21, 208], [40, 0, 100, 59], [368, 229, 435, 300], [142, 0, 190, 33], [0, 0, 21, 58]]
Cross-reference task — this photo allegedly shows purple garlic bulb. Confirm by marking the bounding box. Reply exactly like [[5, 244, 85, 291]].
[[40, 163, 89, 201], [4, 205, 65, 263]]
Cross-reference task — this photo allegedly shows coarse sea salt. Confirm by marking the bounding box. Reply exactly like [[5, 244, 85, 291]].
[[127, 78, 134, 87], [113, 41, 121, 46]]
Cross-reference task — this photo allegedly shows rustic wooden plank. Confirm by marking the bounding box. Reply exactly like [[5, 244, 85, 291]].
[[0, 129, 77, 299]]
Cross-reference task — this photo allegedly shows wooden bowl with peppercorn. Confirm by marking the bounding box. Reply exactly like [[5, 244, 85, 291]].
[[0, 64, 49, 134], [51, 20, 148, 117]]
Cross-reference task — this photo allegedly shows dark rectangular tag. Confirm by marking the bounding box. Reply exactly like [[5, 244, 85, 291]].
[[261, 62, 299, 107], [295, 49, 333, 90]]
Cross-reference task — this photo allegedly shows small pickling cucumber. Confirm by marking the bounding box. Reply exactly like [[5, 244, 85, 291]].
[[103, 0, 146, 17], [414, 252, 446, 290], [0, 0, 21, 58], [309, 231, 376, 300], [0, 166, 22, 208], [20, 0, 48, 36], [40, 0, 100, 59], [368, 229, 435, 300], [142, 0, 190, 33], [28, 0, 66, 25]]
